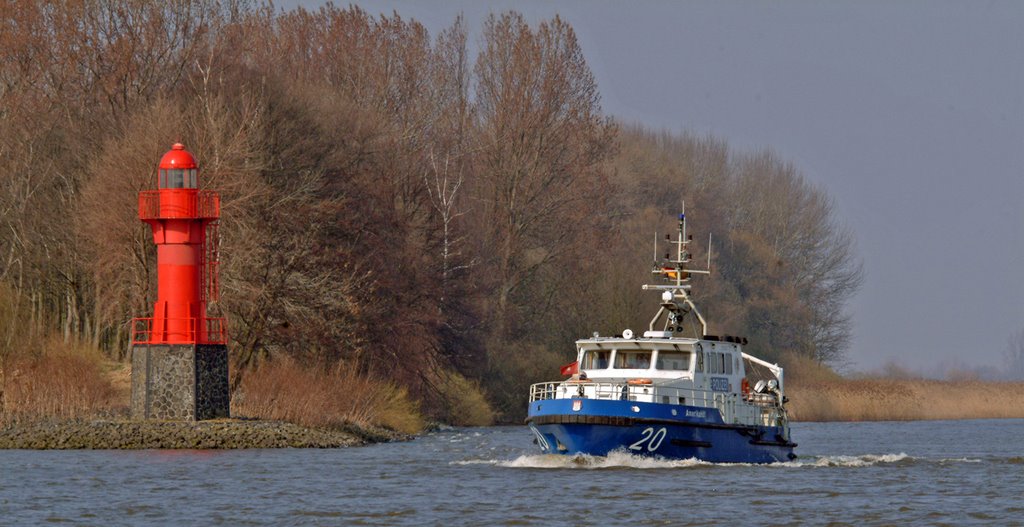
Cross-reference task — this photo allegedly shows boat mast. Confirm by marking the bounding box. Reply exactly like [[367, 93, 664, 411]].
[[642, 203, 712, 337]]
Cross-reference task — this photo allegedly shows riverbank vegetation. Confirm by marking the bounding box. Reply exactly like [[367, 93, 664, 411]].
[[232, 358, 425, 434], [782, 354, 1024, 421], [10, 1, 998, 431], [0, 337, 122, 424], [789, 379, 1024, 421]]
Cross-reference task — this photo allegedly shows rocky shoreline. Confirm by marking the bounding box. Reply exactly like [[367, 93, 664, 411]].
[[0, 418, 408, 449]]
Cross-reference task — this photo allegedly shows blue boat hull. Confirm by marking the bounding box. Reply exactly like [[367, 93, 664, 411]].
[[526, 398, 796, 464]]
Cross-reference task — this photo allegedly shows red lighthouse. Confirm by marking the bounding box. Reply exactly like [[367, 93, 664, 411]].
[[132, 143, 225, 345], [130, 143, 229, 420]]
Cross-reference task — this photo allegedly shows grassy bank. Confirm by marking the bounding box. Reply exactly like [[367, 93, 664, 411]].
[[787, 380, 1024, 421], [0, 339, 125, 423], [0, 340, 430, 440], [0, 342, 410, 449], [231, 358, 425, 435], [781, 354, 1024, 421], [0, 331, 497, 440]]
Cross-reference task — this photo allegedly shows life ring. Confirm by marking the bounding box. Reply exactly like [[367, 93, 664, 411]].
[[741, 378, 751, 397], [627, 378, 653, 385]]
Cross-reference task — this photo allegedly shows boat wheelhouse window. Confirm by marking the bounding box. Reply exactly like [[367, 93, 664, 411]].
[[582, 350, 611, 369], [655, 351, 692, 371], [724, 354, 732, 375], [614, 351, 651, 369], [696, 351, 704, 372]]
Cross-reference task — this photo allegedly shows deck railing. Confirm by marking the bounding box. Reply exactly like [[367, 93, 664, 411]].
[[529, 380, 785, 427]]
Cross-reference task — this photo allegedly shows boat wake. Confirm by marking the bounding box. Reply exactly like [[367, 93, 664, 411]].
[[453, 451, 983, 469], [778, 453, 912, 468], [454, 450, 712, 469]]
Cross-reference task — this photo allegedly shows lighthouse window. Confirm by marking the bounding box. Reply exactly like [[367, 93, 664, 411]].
[[582, 350, 611, 370], [614, 351, 651, 369], [166, 169, 185, 188], [656, 351, 692, 371]]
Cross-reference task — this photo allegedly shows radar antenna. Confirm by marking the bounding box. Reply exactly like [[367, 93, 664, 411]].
[[641, 202, 713, 337]]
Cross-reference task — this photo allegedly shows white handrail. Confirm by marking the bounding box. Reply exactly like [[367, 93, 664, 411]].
[[529, 381, 785, 428]]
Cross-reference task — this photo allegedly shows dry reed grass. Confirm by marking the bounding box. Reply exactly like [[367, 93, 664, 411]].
[[781, 353, 1024, 421], [787, 379, 1024, 421], [432, 370, 494, 427], [1, 338, 124, 424], [232, 358, 425, 434]]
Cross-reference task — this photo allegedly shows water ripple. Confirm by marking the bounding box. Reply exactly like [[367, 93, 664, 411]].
[[1, 420, 1023, 525]]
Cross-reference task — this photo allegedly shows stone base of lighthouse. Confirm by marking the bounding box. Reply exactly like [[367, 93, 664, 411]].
[[130, 344, 230, 421]]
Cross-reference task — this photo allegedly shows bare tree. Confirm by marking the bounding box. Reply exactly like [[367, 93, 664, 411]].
[[423, 151, 471, 305], [472, 12, 616, 339], [719, 151, 863, 363]]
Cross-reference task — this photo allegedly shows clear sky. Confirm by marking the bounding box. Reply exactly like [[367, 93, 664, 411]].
[[277, 0, 1024, 375]]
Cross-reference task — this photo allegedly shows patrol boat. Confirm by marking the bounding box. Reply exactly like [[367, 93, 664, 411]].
[[526, 210, 796, 463]]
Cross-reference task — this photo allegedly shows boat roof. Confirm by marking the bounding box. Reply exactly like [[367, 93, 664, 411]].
[[576, 337, 701, 350]]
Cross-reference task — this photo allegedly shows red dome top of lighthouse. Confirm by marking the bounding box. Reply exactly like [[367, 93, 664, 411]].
[[159, 143, 198, 170]]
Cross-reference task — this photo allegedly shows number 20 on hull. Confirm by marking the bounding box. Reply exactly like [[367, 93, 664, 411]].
[[629, 427, 667, 452]]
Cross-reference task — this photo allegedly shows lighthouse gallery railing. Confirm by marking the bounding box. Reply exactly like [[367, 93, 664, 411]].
[[131, 317, 227, 345], [138, 190, 220, 219]]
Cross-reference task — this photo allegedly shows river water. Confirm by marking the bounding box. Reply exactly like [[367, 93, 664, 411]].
[[1, 419, 1022, 525]]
